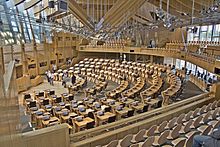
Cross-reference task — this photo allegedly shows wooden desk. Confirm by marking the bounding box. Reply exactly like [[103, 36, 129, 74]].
[[121, 98, 135, 105], [79, 108, 94, 116], [145, 98, 160, 109], [130, 103, 145, 111], [97, 112, 116, 126], [42, 117, 59, 127], [61, 112, 78, 123], [115, 107, 132, 120], [74, 117, 94, 132]]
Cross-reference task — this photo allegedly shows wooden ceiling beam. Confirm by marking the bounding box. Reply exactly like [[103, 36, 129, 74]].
[[76, 0, 115, 6], [110, 0, 147, 27], [133, 15, 151, 25], [68, 0, 94, 30], [190, 0, 214, 8]]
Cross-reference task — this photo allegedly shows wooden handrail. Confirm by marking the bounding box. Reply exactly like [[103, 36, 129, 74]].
[[78, 46, 216, 73]]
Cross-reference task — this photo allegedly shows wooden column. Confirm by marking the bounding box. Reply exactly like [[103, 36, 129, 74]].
[[150, 55, 154, 63], [10, 45, 14, 61], [0, 47, 5, 74], [26, 11, 39, 75], [210, 83, 220, 100], [53, 31, 59, 67], [16, 7, 28, 75], [42, 24, 50, 71]]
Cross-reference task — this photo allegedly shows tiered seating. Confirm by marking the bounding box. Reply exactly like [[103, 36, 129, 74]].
[[87, 39, 126, 48], [99, 100, 220, 147], [106, 80, 129, 98], [23, 58, 192, 134], [121, 77, 145, 98], [188, 41, 220, 46], [140, 72, 163, 109], [68, 78, 87, 94], [188, 52, 215, 64], [102, 39, 125, 48], [23, 91, 74, 130], [162, 72, 182, 105]]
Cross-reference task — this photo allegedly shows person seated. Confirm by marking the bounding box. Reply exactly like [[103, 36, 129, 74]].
[[193, 126, 220, 147]]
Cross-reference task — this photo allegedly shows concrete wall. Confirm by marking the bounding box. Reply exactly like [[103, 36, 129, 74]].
[[0, 124, 69, 147]]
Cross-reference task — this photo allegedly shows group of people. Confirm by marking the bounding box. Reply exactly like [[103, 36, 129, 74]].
[[45, 70, 54, 86], [45, 64, 57, 86], [45, 62, 77, 87]]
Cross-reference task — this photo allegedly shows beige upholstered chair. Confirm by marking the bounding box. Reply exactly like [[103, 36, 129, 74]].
[[211, 100, 217, 110], [180, 119, 193, 134], [201, 111, 212, 124], [163, 138, 186, 147], [166, 117, 177, 129], [176, 113, 185, 124], [190, 115, 203, 129], [152, 130, 169, 146], [199, 105, 207, 114], [103, 140, 118, 147], [138, 136, 155, 147], [167, 124, 181, 140], [143, 125, 157, 138], [129, 144, 139, 147], [192, 108, 200, 118], [117, 134, 133, 147], [155, 121, 168, 134], [183, 111, 193, 122], [185, 132, 200, 147], [131, 129, 146, 143], [200, 125, 213, 135]]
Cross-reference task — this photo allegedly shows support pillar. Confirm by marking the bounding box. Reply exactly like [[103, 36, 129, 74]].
[[150, 55, 154, 63], [11, 45, 14, 61], [0, 47, 5, 74], [27, 11, 39, 75], [16, 7, 28, 75]]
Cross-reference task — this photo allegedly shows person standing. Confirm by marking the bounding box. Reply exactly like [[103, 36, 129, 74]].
[[62, 73, 68, 88], [45, 70, 50, 82], [71, 74, 76, 85], [50, 72, 54, 86], [48, 71, 51, 84], [52, 64, 57, 73]]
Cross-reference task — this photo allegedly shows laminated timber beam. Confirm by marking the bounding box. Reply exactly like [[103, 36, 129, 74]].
[[98, 0, 146, 29], [76, 0, 115, 6], [190, 0, 214, 8], [68, 0, 95, 30], [133, 15, 152, 25], [110, 0, 147, 27]]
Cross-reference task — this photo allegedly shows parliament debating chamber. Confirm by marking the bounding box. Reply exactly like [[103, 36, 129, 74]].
[[2, 0, 220, 147]]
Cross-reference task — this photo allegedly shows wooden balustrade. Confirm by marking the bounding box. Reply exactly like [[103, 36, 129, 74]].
[[79, 46, 216, 73], [189, 74, 208, 92]]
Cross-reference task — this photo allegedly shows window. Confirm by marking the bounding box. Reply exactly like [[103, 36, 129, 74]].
[[207, 25, 213, 41], [200, 26, 208, 31], [213, 24, 220, 37], [187, 32, 194, 41], [187, 24, 220, 42], [200, 32, 207, 41]]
